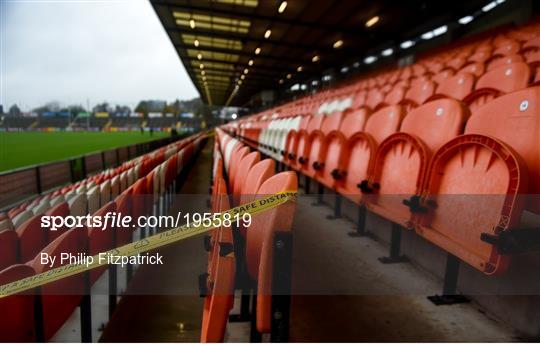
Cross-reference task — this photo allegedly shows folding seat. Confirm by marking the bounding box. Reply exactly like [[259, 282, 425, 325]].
[[431, 72, 476, 101], [283, 116, 310, 169], [31, 198, 50, 216], [127, 167, 136, 187], [412, 87, 540, 275], [12, 209, 33, 228], [315, 108, 370, 189], [115, 188, 133, 245], [333, 106, 406, 204], [363, 99, 467, 227], [295, 115, 325, 172], [302, 111, 345, 178], [520, 37, 540, 61], [232, 151, 261, 203], [276, 117, 301, 161], [87, 184, 100, 215], [493, 39, 521, 56], [0, 228, 19, 271], [223, 138, 240, 173], [200, 178, 235, 343], [486, 54, 524, 71], [432, 68, 455, 86], [0, 264, 36, 342], [237, 159, 276, 236], [29, 229, 86, 340], [67, 193, 87, 217], [17, 215, 48, 263], [457, 62, 485, 77], [119, 171, 128, 192], [245, 172, 297, 334], [383, 85, 408, 107], [110, 175, 120, 199], [228, 146, 249, 190], [49, 194, 64, 207], [0, 213, 14, 233], [446, 57, 467, 71], [131, 178, 147, 223], [100, 179, 111, 206], [363, 88, 386, 112], [403, 80, 437, 107], [464, 62, 531, 111], [87, 202, 116, 283], [45, 201, 71, 242]]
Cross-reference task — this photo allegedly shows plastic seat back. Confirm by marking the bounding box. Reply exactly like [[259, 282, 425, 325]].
[[17, 215, 47, 263], [29, 229, 85, 340], [367, 99, 466, 225], [245, 172, 298, 333], [45, 202, 70, 242], [458, 62, 485, 77], [0, 229, 19, 271], [304, 111, 345, 177], [87, 202, 116, 283], [316, 108, 370, 188], [232, 151, 261, 203], [229, 146, 249, 191], [0, 264, 36, 342], [434, 72, 475, 101], [336, 105, 406, 204], [414, 88, 539, 275], [464, 62, 531, 111]]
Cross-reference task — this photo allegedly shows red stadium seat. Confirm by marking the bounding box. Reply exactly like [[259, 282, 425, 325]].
[[87, 202, 116, 283], [0, 229, 20, 272], [463, 62, 531, 111], [232, 151, 261, 204], [0, 264, 36, 342], [29, 229, 86, 340], [16, 215, 47, 263], [303, 111, 345, 178], [335, 105, 406, 204], [45, 201, 71, 242], [245, 171, 297, 333], [432, 72, 476, 101], [294, 115, 325, 171], [200, 177, 235, 343], [413, 87, 540, 275], [364, 99, 467, 226]]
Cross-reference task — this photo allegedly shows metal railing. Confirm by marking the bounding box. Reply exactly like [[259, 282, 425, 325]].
[[0, 135, 182, 210]]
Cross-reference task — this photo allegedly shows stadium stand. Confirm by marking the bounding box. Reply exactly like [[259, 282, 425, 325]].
[[2, 1, 540, 342], [0, 132, 207, 341], [147, 117, 177, 129]]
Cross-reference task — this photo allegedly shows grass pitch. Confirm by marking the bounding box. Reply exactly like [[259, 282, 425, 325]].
[[0, 131, 168, 172]]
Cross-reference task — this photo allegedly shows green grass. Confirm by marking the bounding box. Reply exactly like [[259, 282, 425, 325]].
[[0, 131, 168, 172]]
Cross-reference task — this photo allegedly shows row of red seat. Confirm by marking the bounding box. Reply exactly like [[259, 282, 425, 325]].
[[200, 129, 298, 342], [0, 133, 206, 342], [236, 20, 539, 130], [223, 19, 540, 277]]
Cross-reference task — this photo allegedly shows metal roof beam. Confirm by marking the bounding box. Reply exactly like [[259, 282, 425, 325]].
[[174, 44, 307, 64]]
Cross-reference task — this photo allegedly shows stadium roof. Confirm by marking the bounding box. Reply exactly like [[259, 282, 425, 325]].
[[151, 0, 487, 107]]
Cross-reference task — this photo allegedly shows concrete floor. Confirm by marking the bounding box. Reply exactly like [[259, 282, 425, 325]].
[[288, 196, 519, 342], [96, 140, 521, 342]]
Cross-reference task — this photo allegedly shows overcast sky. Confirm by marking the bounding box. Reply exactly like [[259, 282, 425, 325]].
[[1, 0, 198, 111]]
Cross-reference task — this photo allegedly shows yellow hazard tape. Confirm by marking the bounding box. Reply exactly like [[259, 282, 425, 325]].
[[0, 191, 297, 298]]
